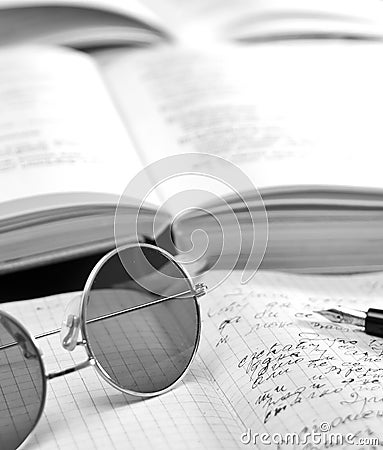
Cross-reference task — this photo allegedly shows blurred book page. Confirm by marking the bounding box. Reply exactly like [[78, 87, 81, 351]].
[[224, 0, 383, 42], [141, 0, 383, 43], [0, 0, 162, 28], [0, 46, 142, 209], [101, 42, 383, 201], [0, 1, 168, 47]]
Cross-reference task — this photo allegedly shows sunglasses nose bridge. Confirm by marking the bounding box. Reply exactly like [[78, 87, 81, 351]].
[[47, 357, 94, 380]]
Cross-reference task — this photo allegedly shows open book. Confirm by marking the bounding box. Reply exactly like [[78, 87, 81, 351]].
[[4, 39, 383, 275], [2, 269, 383, 448], [2, 0, 383, 48]]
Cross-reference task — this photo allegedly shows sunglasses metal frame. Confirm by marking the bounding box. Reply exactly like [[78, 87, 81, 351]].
[[0, 243, 206, 450], [0, 310, 48, 450], [78, 242, 204, 397]]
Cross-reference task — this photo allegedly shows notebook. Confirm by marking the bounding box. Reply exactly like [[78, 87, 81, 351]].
[[2, 269, 383, 448]]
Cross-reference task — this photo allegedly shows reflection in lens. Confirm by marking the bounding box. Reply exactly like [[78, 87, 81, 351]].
[[0, 312, 45, 450], [85, 245, 200, 394]]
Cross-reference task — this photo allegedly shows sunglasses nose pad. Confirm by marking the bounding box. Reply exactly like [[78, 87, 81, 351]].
[[61, 294, 82, 351]]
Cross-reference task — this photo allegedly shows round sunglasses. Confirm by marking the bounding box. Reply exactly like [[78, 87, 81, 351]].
[[0, 243, 207, 450]]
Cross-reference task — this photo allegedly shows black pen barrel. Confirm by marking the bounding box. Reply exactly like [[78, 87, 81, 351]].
[[365, 308, 383, 338]]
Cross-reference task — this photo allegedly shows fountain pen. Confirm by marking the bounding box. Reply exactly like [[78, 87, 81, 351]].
[[316, 307, 383, 338]]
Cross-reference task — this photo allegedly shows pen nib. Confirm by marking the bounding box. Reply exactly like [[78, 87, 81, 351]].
[[314, 307, 366, 327], [315, 309, 344, 323]]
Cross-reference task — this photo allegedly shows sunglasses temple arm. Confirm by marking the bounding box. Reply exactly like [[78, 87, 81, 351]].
[[0, 284, 207, 352], [85, 284, 207, 326], [48, 285, 207, 379], [0, 324, 64, 352]]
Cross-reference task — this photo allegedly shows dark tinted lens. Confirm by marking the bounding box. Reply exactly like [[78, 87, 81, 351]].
[[0, 312, 45, 450], [85, 245, 200, 394]]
